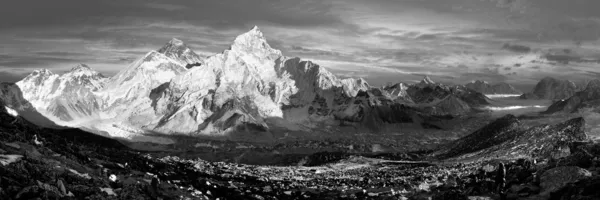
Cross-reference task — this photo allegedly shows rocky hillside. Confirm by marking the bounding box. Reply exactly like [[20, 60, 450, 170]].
[[435, 114, 522, 159], [438, 114, 589, 162], [465, 80, 521, 95], [520, 77, 579, 100], [544, 79, 600, 114]]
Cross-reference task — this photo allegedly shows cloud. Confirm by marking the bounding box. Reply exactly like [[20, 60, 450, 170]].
[[502, 43, 531, 53], [1, 0, 600, 89]]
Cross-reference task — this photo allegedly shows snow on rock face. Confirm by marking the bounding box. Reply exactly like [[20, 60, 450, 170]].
[[14, 65, 107, 124]]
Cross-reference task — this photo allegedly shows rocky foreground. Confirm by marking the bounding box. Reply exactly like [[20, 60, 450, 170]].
[[2, 98, 600, 200]]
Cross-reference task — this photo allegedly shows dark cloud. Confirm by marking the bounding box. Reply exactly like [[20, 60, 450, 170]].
[[502, 43, 531, 53]]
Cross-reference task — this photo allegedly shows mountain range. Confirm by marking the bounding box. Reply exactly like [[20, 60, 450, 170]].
[[0, 27, 497, 143], [464, 80, 521, 95]]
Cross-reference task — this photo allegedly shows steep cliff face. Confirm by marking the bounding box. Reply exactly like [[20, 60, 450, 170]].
[[520, 77, 579, 100]]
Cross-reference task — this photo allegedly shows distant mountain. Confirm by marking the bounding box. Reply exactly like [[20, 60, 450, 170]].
[[544, 79, 600, 114], [407, 76, 490, 107], [520, 77, 579, 100], [382, 82, 413, 103], [464, 80, 521, 95]]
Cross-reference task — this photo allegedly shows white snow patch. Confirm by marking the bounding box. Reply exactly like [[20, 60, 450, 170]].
[[4, 106, 18, 117], [485, 94, 522, 98], [67, 168, 92, 179], [484, 105, 546, 111], [0, 155, 23, 166]]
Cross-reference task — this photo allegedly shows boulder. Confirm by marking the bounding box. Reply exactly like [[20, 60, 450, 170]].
[[540, 166, 591, 194]]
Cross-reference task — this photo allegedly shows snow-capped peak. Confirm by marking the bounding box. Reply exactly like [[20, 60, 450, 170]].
[[30, 69, 54, 76], [70, 63, 91, 72], [157, 38, 203, 66], [166, 38, 184, 47], [230, 26, 281, 56], [470, 80, 488, 85], [158, 38, 186, 54], [64, 64, 104, 79], [422, 76, 435, 85]]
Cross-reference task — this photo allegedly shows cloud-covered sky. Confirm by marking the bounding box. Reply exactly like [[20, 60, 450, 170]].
[[1, 0, 600, 90]]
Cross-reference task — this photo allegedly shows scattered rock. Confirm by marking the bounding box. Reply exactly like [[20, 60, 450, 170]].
[[4, 142, 20, 149], [100, 187, 116, 196], [57, 180, 66, 195]]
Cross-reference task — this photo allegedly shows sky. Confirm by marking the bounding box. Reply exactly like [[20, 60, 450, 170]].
[[1, 0, 600, 91]]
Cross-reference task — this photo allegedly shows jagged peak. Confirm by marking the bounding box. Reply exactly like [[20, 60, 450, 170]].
[[158, 38, 188, 54], [470, 80, 488, 84], [29, 69, 54, 77], [230, 26, 280, 55], [32, 68, 53, 74], [167, 38, 184, 46], [64, 63, 104, 78], [421, 75, 435, 85], [69, 63, 91, 72]]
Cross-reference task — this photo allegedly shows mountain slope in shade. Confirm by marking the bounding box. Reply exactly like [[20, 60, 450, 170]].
[[520, 77, 579, 100], [465, 80, 521, 95], [0, 82, 60, 127], [544, 79, 600, 114], [434, 114, 521, 159], [438, 115, 589, 161]]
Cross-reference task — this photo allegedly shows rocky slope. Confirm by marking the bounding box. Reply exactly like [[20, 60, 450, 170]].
[[544, 79, 600, 114], [438, 114, 589, 162], [464, 80, 521, 95], [520, 77, 579, 100]]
